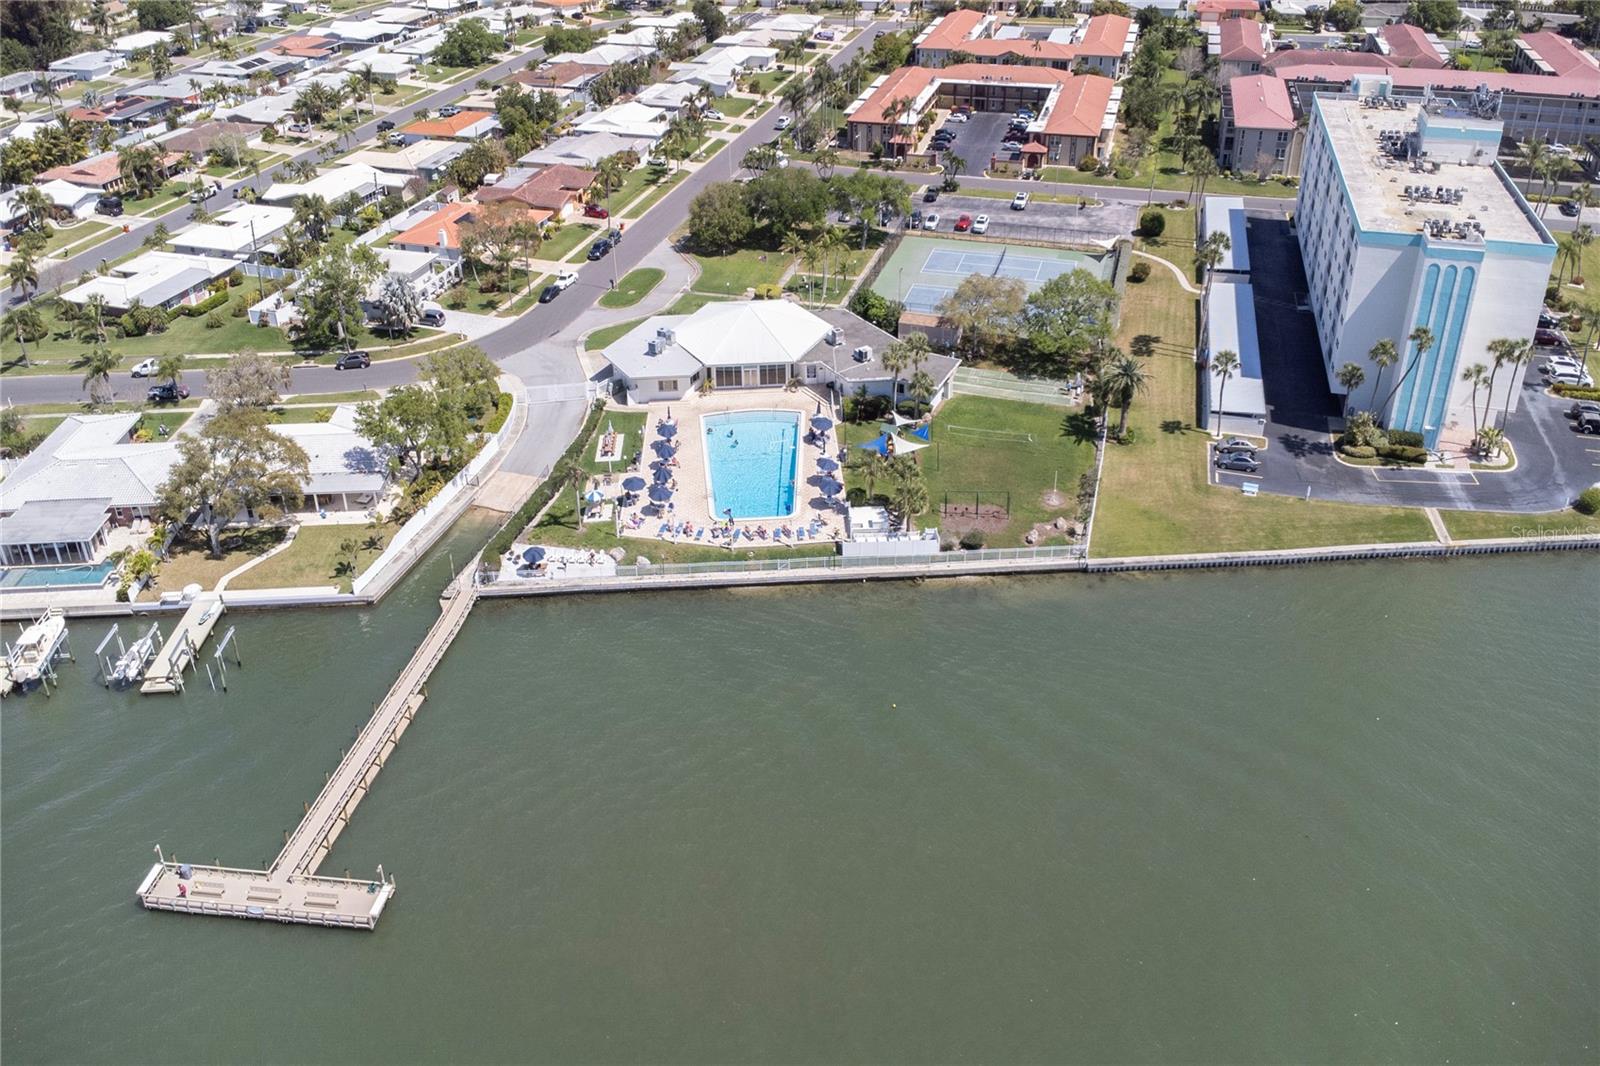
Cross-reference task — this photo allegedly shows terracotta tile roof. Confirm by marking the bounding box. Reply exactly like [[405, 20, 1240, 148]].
[[1075, 14, 1132, 57], [1269, 60, 1600, 94], [40, 149, 183, 188], [1195, 0, 1261, 16], [1219, 18, 1267, 62], [919, 9, 986, 52], [271, 34, 338, 57], [400, 109, 495, 137], [1378, 23, 1444, 69], [477, 164, 596, 209], [513, 61, 607, 88], [1518, 30, 1600, 79], [393, 201, 550, 250], [849, 64, 1111, 141], [1263, 50, 1395, 73], [1227, 74, 1294, 131]]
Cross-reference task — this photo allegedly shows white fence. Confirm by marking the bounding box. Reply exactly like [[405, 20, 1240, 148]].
[[349, 389, 521, 597]]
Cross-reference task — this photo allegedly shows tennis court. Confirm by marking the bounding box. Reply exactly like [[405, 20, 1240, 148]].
[[874, 236, 1111, 314]]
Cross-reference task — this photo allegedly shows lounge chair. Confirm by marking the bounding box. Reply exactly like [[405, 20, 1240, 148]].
[[695, 528, 705, 540]]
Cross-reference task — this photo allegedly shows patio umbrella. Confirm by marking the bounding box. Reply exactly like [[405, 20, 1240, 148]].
[[649, 484, 673, 503], [658, 421, 677, 438], [521, 546, 546, 565], [820, 477, 843, 497], [584, 489, 605, 503], [811, 416, 833, 431], [622, 476, 646, 491], [654, 466, 672, 483], [817, 457, 839, 472]]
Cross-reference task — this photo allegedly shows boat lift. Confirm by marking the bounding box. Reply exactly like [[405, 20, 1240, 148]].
[[2, 609, 73, 698], [205, 626, 243, 693], [95, 623, 165, 689]]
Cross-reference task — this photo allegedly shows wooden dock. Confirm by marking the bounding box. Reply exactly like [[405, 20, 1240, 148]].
[[140, 596, 224, 694], [136, 568, 478, 930]]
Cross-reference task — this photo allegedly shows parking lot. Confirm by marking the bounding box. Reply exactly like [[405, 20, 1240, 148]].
[[929, 110, 1016, 172], [1223, 211, 1600, 511], [909, 190, 1137, 244]]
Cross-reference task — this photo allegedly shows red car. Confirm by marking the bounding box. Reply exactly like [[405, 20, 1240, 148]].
[[954, 214, 972, 232], [583, 203, 610, 219]]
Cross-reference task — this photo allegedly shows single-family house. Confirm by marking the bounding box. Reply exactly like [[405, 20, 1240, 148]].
[[343, 139, 467, 180], [169, 203, 296, 260], [48, 50, 128, 82], [572, 100, 673, 142], [398, 109, 500, 142], [0, 70, 72, 99], [260, 164, 406, 206], [38, 149, 185, 192], [60, 250, 238, 315], [270, 34, 343, 63], [475, 163, 595, 216], [110, 29, 178, 58], [389, 200, 549, 257], [520, 131, 655, 167]]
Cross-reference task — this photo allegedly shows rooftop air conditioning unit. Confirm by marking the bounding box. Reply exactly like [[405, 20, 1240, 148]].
[[647, 338, 661, 355], [826, 327, 841, 346], [853, 345, 872, 362], [659, 327, 675, 345]]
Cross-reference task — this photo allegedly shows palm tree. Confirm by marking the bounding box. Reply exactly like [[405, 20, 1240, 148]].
[[880, 338, 911, 411], [908, 368, 935, 418], [1381, 326, 1436, 427], [887, 461, 929, 532], [1460, 362, 1490, 442], [847, 448, 890, 503], [81, 345, 119, 407], [1366, 339, 1399, 421], [1100, 352, 1149, 438], [1336, 361, 1366, 417], [1195, 232, 1230, 338], [553, 458, 588, 529], [1538, 153, 1571, 215], [815, 146, 839, 178], [1498, 338, 1534, 429], [594, 153, 629, 214], [157, 353, 187, 387], [77, 293, 110, 344], [5, 305, 45, 367], [16, 186, 52, 233], [1477, 425, 1506, 460], [1569, 223, 1595, 285], [1517, 139, 1548, 197], [6, 245, 39, 301], [293, 194, 333, 241], [1211, 348, 1240, 437]]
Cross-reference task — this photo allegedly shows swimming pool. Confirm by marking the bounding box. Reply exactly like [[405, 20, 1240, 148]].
[[702, 410, 800, 519], [0, 560, 118, 589]]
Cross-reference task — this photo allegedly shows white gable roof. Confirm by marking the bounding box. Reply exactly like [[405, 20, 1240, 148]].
[[674, 301, 830, 367]]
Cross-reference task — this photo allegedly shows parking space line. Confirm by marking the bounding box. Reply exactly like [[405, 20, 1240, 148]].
[[1370, 467, 1480, 485]]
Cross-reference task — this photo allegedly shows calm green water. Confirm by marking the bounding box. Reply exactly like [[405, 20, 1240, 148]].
[[3, 529, 1596, 1063]]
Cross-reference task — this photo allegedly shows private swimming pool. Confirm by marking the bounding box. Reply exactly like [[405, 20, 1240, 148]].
[[0, 560, 117, 589], [702, 411, 800, 519]]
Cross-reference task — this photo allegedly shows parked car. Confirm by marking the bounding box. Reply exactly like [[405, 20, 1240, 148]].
[[909, 209, 923, 228], [814, 28, 834, 40], [587, 238, 613, 260], [1536, 328, 1568, 347], [188, 185, 217, 203], [774, 115, 791, 131], [603, 227, 623, 244], [289, 122, 311, 133], [376, 119, 396, 132], [334, 351, 371, 370], [130, 358, 159, 378], [1214, 437, 1259, 456], [1548, 365, 1596, 387], [146, 382, 189, 403], [437, 105, 460, 118], [1214, 451, 1262, 473], [1011, 191, 1029, 211], [1560, 199, 1583, 217], [583, 203, 610, 219], [553, 270, 579, 291], [971, 214, 989, 234], [1543, 355, 1584, 376], [1575, 410, 1600, 434], [948, 111, 968, 122], [385, 131, 406, 146], [922, 212, 940, 230], [95, 195, 123, 217], [1539, 309, 1565, 329], [954, 214, 972, 232], [539, 283, 562, 303], [419, 306, 446, 327], [1565, 399, 1600, 420], [922, 187, 939, 203], [1550, 142, 1572, 155]]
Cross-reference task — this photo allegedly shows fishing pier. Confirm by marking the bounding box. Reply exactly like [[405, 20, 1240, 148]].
[[136, 568, 478, 930]]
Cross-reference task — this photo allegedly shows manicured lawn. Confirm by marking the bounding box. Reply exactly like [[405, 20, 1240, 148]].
[[598, 267, 664, 308], [144, 527, 287, 598], [716, 95, 756, 116], [541, 222, 599, 262], [267, 405, 336, 423], [579, 410, 647, 474], [1091, 271, 1435, 556], [584, 316, 646, 351], [955, 186, 1094, 206], [604, 163, 673, 214], [620, 170, 685, 218], [283, 389, 380, 403], [1441, 508, 1600, 540], [663, 292, 730, 315], [786, 273, 851, 304], [690, 247, 794, 295], [1135, 204, 1197, 280], [495, 276, 550, 317], [31, 220, 111, 257], [1040, 166, 1299, 201], [229, 519, 399, 593], [123, 180, 191, 218], [746, 70, 791, 95], [840, 395, 1100, 547]]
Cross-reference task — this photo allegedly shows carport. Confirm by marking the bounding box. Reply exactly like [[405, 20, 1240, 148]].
[[1203, 277, 1266, 437]]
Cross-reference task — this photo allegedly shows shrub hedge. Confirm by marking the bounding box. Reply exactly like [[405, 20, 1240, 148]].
[[1339, 444, 1376, 459], [1386, 429, 1425, 448], [1128, 261, 1150, 283], [1376, 444, 1427, 464], [480, 398, 606, 564], [177, 289, 230, 318], [1576, 486, 1600, 516], [1553, 383, 1600, 401], [483, 390, 514, 435]]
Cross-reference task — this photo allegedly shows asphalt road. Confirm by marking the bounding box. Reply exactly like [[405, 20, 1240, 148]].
[[3, 22, 892, 407]]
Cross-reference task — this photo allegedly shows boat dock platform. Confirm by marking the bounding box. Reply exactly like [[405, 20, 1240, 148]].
[[136, 568, 477, 930], [140, 596, 224, 694]]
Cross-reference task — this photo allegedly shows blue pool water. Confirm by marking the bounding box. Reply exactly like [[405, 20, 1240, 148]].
[[0, 561, 117, 589], [702, 411, 799, 519]]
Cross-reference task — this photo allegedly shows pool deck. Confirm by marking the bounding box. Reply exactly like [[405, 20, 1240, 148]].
[[616, 392, 847, 548]]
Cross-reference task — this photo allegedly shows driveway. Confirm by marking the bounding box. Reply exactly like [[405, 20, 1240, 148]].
[[1238, 211, 1600, 511]]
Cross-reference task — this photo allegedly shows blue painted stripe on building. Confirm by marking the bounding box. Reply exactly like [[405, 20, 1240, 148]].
[[1424, 265, 1476, 447], [1403, 264, 1457, 434], [1393, 262, 1439, 426]]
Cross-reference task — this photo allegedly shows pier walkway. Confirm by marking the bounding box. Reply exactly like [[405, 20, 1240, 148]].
[[139, 596, 224, 694], [136, 567, 478, 930]]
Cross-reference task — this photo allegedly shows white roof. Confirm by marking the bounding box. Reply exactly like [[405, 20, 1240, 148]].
[[1, 120, 61, 146], [573, 100, 673, 139], [113, 30, 177, 52], [601, 315, 703, 379], [391, 30, 446, 56], [37, 179, 101, 210], [752, 13, 822, 33], [61, 251, 237, 309], [1205, 278, 1265, 419], [48, 50, 125, 73], [219, 94, 299, 124], [171, 203, 295, 255], [568, 44, 653, 66], [327, 17, 408, 40], [0, 414, 177, 511], [634, 81, 698, 109], [275, 410, 389, 495], [630, 11, 697, 28], [520, 132, 655, 167], [261, 164, 405, 203], [674, 301, 830, 367], [342, 47, 414, 74], [342, 140, 464, 173], [1202, 196, 1251, 274]]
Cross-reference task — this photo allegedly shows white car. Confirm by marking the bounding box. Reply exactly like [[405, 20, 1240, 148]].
[[922, 212, 940, 230], [948, 111, 968, 122], [1548, 365, 1595, 387], [1543, 355, 1583, 375], [774, 115, 792, 131], [1011, 191, 1029, 211], [971, 214, 990, 234], [1550, 142, 1572, 155], [130, 358, 159, 378], [553, 270, 579, 291], [774, 152, 790, 168]]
